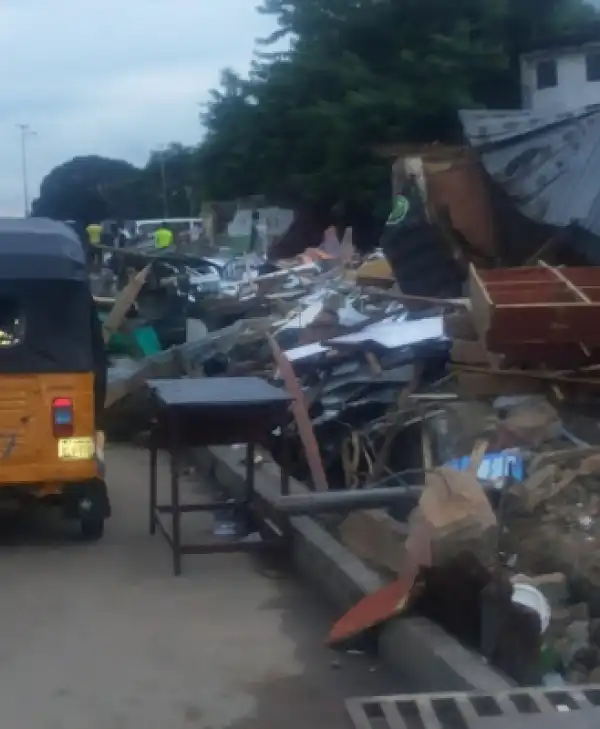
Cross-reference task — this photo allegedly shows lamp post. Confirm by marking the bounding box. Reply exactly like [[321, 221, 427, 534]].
[[17, 124, 36, 217]]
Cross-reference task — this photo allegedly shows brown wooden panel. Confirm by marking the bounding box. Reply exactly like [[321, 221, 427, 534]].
[[489, 285, 578, 306], [477, 267, 556, 284], [492, 342, 600, 368], [471, 265, 600, 347], [487, 306, 600, 346], [564, 268, 600, 287]]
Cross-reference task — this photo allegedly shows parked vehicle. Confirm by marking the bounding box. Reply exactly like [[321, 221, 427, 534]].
[[133, 218, 203, 242], [0, 218, 110, 540]]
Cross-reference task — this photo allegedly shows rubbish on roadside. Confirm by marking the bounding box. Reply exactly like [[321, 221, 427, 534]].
[[445, 451, 524, 490], [96, 220, 600, 688]]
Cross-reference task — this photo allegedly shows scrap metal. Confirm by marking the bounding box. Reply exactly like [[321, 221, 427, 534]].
[[459, 106, 600, 243]]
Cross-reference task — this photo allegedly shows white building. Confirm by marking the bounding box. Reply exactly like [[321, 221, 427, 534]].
[[521, 40, 600, 111]]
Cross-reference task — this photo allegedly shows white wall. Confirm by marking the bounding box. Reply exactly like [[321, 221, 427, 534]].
[[521, 49, 600, 111]]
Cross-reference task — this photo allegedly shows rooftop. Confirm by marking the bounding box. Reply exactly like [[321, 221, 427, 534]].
[[522, 22, 600, 57]]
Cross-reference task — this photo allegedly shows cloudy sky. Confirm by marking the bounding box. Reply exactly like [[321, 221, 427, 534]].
[[0, 0, 276, 215]]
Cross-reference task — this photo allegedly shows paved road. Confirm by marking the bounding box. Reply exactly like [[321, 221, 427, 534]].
[[0, 444, 403, 729]]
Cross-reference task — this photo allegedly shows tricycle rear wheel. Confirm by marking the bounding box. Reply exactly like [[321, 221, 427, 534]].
[[80, 517, 105, 541]]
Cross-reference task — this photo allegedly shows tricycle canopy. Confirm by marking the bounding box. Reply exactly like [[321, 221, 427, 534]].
[[0, 217, 87, 281]]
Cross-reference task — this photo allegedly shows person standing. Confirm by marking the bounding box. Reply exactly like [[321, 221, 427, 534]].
[[86, 221, 103, 269], [154, 221, 174, 251]]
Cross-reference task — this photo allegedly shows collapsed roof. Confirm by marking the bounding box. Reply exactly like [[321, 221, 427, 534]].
[[459, 106, 600, 238]]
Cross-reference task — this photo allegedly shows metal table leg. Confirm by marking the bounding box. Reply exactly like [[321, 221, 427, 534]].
[[169, 414, 182, 576], [244, 442, 256, 504], [279, 436, 292, 541], [149, 432, 158, 536]]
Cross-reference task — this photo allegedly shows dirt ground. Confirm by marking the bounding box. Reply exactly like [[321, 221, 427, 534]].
[[0, 444, 408, 729]]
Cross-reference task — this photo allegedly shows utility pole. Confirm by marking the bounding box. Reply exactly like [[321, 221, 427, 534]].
[[17, 124, 35, 217]]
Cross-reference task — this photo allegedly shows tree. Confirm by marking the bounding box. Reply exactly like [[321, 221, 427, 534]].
[[31, 146, 200, 223], [199, 0, 510, 222], [33, 0, 599, 232], [197, 0, 598, 224], [31, 156, 140, 223]]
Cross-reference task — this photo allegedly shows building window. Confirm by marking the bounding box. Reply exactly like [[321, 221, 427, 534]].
[[536, 59, 557, 89], [586, 53, 600, 81]]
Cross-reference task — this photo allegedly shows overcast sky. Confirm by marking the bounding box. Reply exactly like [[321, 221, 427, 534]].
[[0, 0, 276, 216]]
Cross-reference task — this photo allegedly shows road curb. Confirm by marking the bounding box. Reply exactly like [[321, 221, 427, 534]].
[[191, 445, 512, 692]]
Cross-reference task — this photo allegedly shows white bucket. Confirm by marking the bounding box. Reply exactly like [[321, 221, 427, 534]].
[[511, 581, 551, 633]]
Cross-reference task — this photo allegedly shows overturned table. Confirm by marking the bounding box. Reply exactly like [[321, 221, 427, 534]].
[[147, 377, 291, 574]]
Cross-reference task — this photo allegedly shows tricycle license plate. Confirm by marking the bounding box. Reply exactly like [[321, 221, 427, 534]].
[[58, 437, 95, 460]]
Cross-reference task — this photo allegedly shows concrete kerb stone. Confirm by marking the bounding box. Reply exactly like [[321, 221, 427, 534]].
[[189, 445, 513, 693]]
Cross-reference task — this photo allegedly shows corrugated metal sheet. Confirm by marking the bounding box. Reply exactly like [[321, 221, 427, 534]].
[[459, 106, 600, 237]]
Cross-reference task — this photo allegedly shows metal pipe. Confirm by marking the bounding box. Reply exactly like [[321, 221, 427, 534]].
[[274, 481, 499, 516], [273, 485, 425, 515]]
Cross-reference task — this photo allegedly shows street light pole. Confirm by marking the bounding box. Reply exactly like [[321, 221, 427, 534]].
[[17, 124, 35, 217]]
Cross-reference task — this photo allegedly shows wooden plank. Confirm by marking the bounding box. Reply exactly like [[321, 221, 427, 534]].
[[469, 264, 493, 344], [454, 364, 600, 386], [267, 334, 328, 492], [102, 265, 151, 344]]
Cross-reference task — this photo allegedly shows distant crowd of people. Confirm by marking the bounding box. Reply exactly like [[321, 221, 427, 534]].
[[84, 220, 175, 268]]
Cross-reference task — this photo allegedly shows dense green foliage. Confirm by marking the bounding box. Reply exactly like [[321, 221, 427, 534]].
[[32, 0, 599, 226]]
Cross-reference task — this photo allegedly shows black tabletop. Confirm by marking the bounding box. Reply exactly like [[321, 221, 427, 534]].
[[148, 377, 291, 409]]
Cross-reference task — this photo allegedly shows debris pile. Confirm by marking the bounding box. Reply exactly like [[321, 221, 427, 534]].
[[500, 446, 600, 684], [315, 258, 600, 686], [96, 192, 600, 689]]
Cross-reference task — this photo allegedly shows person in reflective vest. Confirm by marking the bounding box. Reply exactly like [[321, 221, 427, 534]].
[[154, 222, 173, 250], [86, 222, 103, 269]]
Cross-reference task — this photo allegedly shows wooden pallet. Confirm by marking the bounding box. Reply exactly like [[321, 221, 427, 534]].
[[346, 686, 600, 729]]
